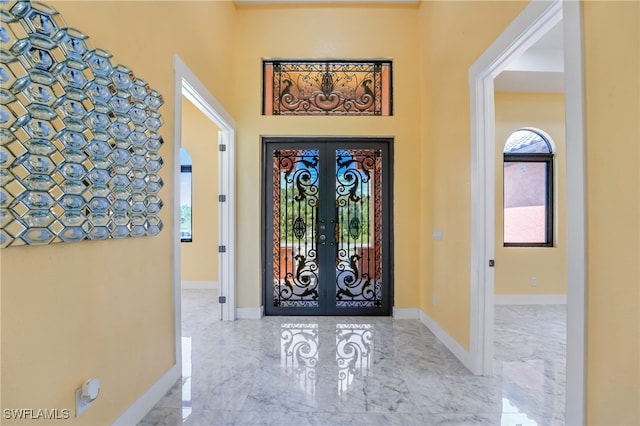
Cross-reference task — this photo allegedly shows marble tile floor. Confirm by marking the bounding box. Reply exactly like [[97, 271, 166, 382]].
[[139, 290, 566, 426]]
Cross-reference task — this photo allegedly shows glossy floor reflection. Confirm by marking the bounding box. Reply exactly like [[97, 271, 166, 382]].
[[139, 290, 566, 425]]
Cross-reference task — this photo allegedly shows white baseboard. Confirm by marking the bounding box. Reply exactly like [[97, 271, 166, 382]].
[[393, 307, 420, 319], [494, 294, 567, 305], [111, 364, 179, 426], [236, 306, 263, 319], [181, 280, 218, 290], [418, 310, 473, 372]]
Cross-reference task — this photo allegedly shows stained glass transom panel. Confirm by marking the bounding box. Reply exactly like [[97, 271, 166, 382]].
[[263, 60, 392, 116]]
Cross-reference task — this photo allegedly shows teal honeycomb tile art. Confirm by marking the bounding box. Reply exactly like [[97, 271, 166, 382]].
[[1, 0, 164, 247]]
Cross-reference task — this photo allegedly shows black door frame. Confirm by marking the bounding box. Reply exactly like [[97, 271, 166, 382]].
[[262, 136, 394, 316]]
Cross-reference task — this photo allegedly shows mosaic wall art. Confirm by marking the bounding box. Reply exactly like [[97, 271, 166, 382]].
[[0, 1, 165, 247], [263, 60, 392, 116]]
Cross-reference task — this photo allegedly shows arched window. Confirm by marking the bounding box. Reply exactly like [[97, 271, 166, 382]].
[[503, 129, 554, 247], [180, 148, 193, 242]]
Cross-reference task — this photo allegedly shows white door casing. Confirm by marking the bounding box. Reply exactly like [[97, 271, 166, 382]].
[[468, 1, 586, 424], [172, 54, 237, 376]]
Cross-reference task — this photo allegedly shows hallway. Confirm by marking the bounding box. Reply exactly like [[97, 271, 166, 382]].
[[139, 290, 565, 425]]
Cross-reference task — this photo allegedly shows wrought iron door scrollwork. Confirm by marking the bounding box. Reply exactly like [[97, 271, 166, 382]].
[[266, 139, 390, 315], [273, 150, 320, 307], [335, 150, 383, 308]]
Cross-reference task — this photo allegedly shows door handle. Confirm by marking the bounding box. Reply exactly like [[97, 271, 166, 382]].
[[318, 234, 334, 246]]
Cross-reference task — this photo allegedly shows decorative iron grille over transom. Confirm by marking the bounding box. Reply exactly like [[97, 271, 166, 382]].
[[263, 60, 392, 116]]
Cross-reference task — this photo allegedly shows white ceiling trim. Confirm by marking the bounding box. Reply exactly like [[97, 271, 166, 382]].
[[235, 0, 419, 5]]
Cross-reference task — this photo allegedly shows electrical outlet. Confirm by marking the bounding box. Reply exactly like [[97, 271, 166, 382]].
[[75, 378, 100, 417], [75, 388, 91, 417], [432, 294, 437, 305], [531, 277, 537, 286]]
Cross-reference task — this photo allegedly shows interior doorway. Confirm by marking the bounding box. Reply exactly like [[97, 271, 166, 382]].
[[179, 99, 221, 298], [468, 1, 586, 424], [172, 55, 237, 381], [262, 137, 393, 316]]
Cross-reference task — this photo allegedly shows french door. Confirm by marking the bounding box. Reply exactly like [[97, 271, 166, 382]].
[[263, 138, 393, 316]]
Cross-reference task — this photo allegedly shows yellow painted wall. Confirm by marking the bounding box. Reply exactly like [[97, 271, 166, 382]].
[[0, 1, 235, 424], [418, 0, 528, 348], [1, 1, 638, 424], [583, 1, 640, 423], [232, 3, 422, 309], [417, 1, 433, 315], [494, 92, 567, 296], [180, 97, 219, 283]]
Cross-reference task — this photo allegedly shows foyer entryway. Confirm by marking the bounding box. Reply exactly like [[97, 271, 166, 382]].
[[263, 138, 393, 316]]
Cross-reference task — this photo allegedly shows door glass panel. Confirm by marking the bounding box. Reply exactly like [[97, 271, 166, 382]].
[[335, 149, 383, 308], [272, 150, 320, 308]]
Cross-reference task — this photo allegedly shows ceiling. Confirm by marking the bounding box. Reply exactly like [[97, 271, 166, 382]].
[[234, 0, 564, 93], [494, 21, 564, 93], [234, 0, 419, 4]]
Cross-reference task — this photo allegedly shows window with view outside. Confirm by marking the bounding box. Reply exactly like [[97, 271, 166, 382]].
[[180, 148, 192, 242], [503, 129, 554, 247]]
